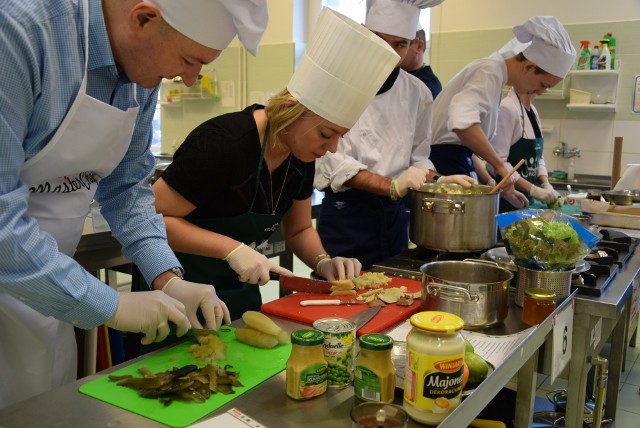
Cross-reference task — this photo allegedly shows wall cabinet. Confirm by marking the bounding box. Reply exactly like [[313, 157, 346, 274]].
[[566, 66, 620, 112]]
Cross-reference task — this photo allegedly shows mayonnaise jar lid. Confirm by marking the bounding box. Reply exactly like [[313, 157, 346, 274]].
[[410, 311, 464, 334]]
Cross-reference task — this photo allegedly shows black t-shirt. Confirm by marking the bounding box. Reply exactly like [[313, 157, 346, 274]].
[[161, 105, 314, 219]]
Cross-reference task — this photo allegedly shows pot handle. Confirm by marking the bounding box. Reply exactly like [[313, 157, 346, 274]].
[[422, 198, 465, 214], [426, 282, 480, 302], [462, 258, 500, 268]]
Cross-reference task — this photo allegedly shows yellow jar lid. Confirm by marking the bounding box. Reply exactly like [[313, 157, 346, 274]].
[[525, 287, 557, 301], [410, 311, 464, 334]]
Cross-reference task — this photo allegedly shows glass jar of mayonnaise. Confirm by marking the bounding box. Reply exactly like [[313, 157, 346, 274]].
[[354, 333, 395, 403], [286, 329, 328, 400], [403, 311, 465, 425]]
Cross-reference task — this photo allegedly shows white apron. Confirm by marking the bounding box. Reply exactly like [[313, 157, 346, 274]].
[[0, 0, 139, 408]]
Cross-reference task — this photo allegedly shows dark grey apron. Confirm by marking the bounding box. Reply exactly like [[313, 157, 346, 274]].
[[500, 99, 543, 212], [175, 124, 285, 321]]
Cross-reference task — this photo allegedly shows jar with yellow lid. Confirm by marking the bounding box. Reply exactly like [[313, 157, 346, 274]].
[[286, 329, 328, 400], [354, 333, 395, 403], [522, 288, 557, 326], [403, 311, 465, 425]]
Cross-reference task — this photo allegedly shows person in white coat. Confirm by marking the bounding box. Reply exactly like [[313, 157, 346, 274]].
[[429, 16, 576, 192], [314, 0, 474, 270], [0, 0, 268, 408]]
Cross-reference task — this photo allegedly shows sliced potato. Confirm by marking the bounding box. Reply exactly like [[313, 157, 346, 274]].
[[330, 290, 356, 296], [242, 311, 283, 337], [235, 326, 279, 349]]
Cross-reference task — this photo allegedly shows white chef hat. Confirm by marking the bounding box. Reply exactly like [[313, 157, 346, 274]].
[[498, 37, 531, 58], [512, 16, 577, 78], [287, 8, 400, 129], [365, 0, 444, 40], [146, 0, 268, 55]]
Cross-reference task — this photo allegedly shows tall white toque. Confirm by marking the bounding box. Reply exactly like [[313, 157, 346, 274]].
[[365, 0, 445, 40], [287, 7, 400, 129], [146, 0, 268, 55], [513, 16, 577, 78]]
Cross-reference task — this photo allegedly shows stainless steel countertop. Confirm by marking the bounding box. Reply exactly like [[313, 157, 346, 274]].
[[3, 231, 638, 427]]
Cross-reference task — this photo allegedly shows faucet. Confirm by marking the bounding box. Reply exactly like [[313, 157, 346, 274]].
[[552, 141, 581, 158]]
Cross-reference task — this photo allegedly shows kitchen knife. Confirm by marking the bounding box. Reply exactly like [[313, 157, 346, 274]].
[[270, 272, 333, 294], [348, 306, 381, 331], [300, 299, 365, 306]]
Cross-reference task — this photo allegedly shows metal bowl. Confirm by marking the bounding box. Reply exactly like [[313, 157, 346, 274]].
[[601, 189, 640, 205]]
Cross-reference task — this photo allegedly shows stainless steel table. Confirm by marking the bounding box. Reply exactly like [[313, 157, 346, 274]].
[[563, 247, 640, 428], [0, 293, 572, 428]]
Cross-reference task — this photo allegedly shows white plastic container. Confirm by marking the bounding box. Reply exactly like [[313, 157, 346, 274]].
[[569, 89, 591, 105]]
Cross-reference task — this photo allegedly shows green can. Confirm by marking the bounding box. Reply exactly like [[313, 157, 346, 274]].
[[312, 317, 355, 388]]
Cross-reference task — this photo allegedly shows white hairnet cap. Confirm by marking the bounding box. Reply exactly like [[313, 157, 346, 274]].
[[498, 37, 531, 58], [513, 16, 576, 78], [287, 8, 400, 129], [146, 0, 268, 55], [366, 0, 444, 40]]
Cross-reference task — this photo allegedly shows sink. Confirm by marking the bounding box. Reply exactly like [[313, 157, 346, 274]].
[[548, 174, 611, 191]]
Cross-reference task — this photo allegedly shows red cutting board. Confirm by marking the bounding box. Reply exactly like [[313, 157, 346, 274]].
[[79, 327, 291, 427], [261, 276, 422, 335]]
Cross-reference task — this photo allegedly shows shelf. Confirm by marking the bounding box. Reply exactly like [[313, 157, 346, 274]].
[[568, 69, 619, 77], [566, 62, 620, 112], [566, 103, 616, 112]]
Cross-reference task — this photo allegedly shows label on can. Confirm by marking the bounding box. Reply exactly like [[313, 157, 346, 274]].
[[404, 349, 464, 415], [313, 317, 355, 388]]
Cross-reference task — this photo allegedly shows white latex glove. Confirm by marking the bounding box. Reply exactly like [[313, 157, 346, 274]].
[[530, 184, 560, 204], [437, 174, 477, 187], [224, 243, 294, 285], [162, 277, 231, 330], [107, 291, 190, 345], [396, 167, 427, 197], [316, 256, 362, 281]]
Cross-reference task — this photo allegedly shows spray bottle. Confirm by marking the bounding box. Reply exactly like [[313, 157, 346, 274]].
[[576, 40, 591, 70]]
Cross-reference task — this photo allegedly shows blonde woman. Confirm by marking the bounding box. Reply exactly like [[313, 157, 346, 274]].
[[151, 8, 400, 320]]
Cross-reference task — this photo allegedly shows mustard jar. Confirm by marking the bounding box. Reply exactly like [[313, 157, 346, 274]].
[[286, 329, 328, 400], [354, 333, 395, 403]]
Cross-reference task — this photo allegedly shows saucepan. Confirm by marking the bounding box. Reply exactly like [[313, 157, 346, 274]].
[[421, 259, 512, 329], [601, 189, 640, 205]]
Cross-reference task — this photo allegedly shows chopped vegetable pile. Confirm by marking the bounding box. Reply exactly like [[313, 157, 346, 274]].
[[108, 364, 242, 406]]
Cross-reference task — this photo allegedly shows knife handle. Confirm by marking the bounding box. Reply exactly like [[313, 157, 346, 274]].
[[300, 299, 341, 306]]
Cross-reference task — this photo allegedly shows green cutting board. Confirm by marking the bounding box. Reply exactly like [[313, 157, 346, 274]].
[[80, 327, 291, 427]]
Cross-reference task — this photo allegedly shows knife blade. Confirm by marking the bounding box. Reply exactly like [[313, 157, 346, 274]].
[[270, 272, 333, 294], [348, 306, 381, 331], [188, 328, 220, 337], [299, 299, 365, 306]]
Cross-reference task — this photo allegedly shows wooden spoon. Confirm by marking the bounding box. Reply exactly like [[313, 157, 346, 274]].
[[490, 159, 525, 194]]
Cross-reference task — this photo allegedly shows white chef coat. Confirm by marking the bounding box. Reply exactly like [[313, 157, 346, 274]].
[[314, 70, 434, 192], [488, 87, 548, 180], [431, 52, 508, 147]]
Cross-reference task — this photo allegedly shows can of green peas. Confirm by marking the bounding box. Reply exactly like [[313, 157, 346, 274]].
[[312, 317, 355, 388]]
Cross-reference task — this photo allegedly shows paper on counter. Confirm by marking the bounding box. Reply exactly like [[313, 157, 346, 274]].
[[190, 408, 266, 427], [462, 327, 535, 368], [385, 319, 535, 369]]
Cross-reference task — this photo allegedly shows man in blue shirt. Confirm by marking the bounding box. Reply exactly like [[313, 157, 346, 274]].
[[0, 0, 268, 407]]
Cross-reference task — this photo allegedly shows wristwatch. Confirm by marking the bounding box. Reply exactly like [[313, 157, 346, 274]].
[[169, 267, 184, 279]]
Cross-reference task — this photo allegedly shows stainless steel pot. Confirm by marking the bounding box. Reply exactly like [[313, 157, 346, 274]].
[[420, 259, 512, 329], [408, 183, 499, 252]]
